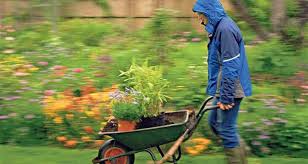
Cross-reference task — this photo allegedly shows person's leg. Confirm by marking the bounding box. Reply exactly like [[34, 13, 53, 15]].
[[208, 98, 219, 136], [218, 98, 242, 148], [217, 98, 247, 164]]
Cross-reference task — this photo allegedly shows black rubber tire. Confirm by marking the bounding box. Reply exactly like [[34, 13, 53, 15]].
[[99, 142, 135, 164]]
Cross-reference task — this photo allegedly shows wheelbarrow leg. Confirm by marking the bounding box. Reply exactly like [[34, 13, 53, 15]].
[[156, 146, 181, 164], [172, 155, 177, 164], [145, 149, 157, 161]]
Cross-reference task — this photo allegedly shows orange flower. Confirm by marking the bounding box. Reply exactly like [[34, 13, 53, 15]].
[[94, 140, 105, 147], [194, 145, 206, 151], [191, 138, 211, 145], [65, 114, 74, 120], [81, 85, 96, 96], [64, 140, 77, 148], [56, 136, 67, 142], [83, 126, 94, 134], [81, 136, 91, 142], [185, 147, 200, 156], [53, 117, 63, 124]]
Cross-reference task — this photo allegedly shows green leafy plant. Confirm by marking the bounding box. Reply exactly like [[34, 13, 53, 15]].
[[144, 9, 174, 63], [112, 102, 142, 121], [119, 61, 170, 117]]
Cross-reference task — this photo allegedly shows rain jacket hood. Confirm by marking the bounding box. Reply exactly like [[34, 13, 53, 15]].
[[192, 0, 227, 34]]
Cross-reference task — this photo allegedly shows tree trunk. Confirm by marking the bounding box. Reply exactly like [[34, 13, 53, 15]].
[[271, 0, 286, 34], [230, 0, 270, 41], [298, 0, 308, 45]]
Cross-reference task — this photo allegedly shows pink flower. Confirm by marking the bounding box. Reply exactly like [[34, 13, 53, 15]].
[[179, 38, 187, 42], [191, 38, 201, 42], [3, 49, 15, 54], [44, 90, 55, 96], [300, 85, 308, 90], [24, 114, 35, 119], [14, 72, 29, 76], [19, 80, 28, 84], [296, 99, 306, 103], [37, 61, 49, 66], [73, 68, 84, 73], [4, 96, 21, 101], [251, 141, 261, 146], [53, 65, 66, 70], [6, 28, 16, 33], [24, 64, 34, 68], [0, 115, 9, 120], [8, 113, 17, 117], [182, 31, 191, 37]]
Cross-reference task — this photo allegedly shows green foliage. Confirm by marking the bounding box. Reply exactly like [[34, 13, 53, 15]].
[[282, 19, 302, 45], [0, 113, 47, 145], [236, 21, 257, 43], [119, 61, 170, 117], [112, 102, 142, 121], [94, 0, 110, 12], [144, 9, 174, 63], [269, 123, 308, 157], [13, 23, 52, 52], [58, 20, 114, 47], [251, 39, 297, 76], [243, 0, 271, 28], [286, 0, 300, 18]]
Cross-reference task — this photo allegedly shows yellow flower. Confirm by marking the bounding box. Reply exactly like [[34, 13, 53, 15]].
[[53, 117, 63, 124], [101, 122, 107, 126], [191, 138, 211, 145], [65, 114, 74, 120], [85, 111, 95, 117], [81, 136, 92, 142], [101, 94, 110, 102], [43, 96, 55, 104], [185, 147, 200, 156], [29, 67, 39, 72], [89, 93, 102, 101]]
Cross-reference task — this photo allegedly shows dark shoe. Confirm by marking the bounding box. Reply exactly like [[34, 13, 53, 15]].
[[224, 147, 242, 164], [239, 138, 249, 164]]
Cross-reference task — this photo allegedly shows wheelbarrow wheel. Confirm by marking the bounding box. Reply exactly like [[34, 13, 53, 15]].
[[100, 142, 135, 164]]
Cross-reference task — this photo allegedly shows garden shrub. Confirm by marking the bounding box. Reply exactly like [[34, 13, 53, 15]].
[[58, 19, 114, 47], [0, 110, 47, 145], [251, 39, 297, 76], [243, 0, 271, 28]]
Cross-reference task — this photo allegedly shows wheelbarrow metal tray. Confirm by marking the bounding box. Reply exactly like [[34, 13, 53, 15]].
[[99, 110, 190, 150]]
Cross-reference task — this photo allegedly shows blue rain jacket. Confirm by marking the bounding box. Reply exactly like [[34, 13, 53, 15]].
[[193, 0, 252, 104]]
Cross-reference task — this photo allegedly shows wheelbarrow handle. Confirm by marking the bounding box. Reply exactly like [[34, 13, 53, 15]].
[[156, 129, 189, 164], [196, 96, 218, 118], [156, 97, 218, 164]]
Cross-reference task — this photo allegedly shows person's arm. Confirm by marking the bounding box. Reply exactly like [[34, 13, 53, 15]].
[[219, 28, 240, 106]]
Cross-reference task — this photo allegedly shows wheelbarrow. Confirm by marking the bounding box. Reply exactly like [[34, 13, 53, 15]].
[[92, 96, 218, 164]]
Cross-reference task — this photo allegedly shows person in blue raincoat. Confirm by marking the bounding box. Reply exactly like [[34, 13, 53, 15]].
[[192, 0, 252, 163]]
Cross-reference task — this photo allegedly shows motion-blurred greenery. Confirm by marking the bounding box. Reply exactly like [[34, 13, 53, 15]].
[[0, 4, 307, 158]]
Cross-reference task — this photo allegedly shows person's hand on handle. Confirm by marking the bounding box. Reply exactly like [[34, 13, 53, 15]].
[[217, 102, 234, 110]]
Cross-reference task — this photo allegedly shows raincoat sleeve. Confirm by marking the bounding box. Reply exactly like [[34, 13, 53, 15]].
[[219, 28, 240, 104]]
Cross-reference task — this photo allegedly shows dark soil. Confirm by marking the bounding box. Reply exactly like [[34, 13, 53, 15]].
[[101, 113, 174, 132], [101, 119, 118, 132], [136, 113, 174, 129]]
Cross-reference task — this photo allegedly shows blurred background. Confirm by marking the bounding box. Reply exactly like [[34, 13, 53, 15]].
[[0, 0, 307, 163]]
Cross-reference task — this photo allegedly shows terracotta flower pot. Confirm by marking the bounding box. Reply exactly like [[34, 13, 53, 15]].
[[118, 120, 136, 132]]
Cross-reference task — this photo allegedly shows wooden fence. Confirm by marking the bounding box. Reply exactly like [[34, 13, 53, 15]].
[[0, 0, 234, 32]]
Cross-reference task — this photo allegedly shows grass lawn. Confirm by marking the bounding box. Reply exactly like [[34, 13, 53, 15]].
[[0, 145, 307, 164]]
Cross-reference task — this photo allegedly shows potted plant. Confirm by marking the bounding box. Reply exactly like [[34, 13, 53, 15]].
[[111, 91, 142, 131], [119, 61, 170, 128]]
